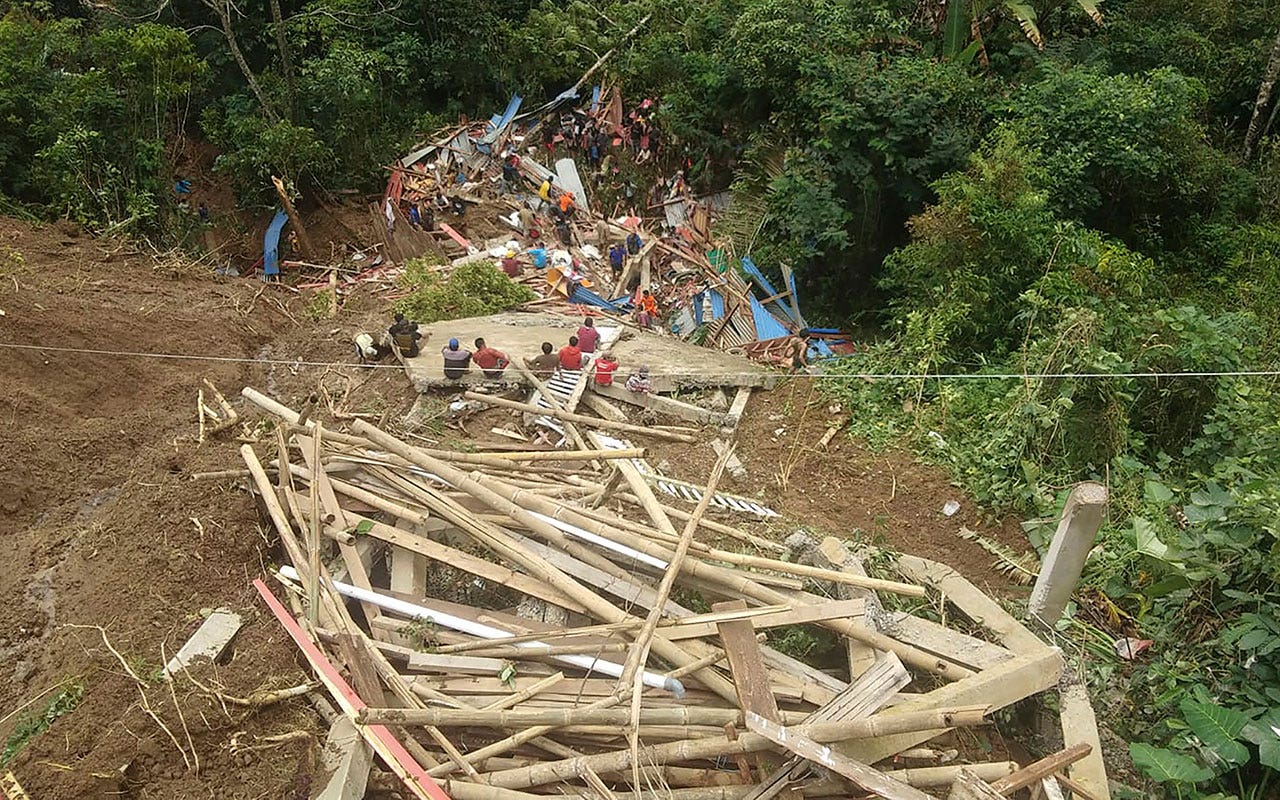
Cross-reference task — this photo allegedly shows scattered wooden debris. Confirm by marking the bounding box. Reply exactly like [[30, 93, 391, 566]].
[[223, 387, 1109, 800]]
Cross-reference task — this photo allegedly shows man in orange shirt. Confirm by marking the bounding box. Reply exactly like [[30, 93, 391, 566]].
[[635, 289, 659, 328], [558, 335, 584, 372], [558, 191, 576, 217]]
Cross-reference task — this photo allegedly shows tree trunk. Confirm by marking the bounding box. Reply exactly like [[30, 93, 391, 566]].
[[1244, 26, 1280, 161], [203, 0, 281, 123], [268, 0, 296, 118]]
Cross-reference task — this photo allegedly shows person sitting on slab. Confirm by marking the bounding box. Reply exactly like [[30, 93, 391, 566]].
[[524, 341, 559, 379], [472, 337, 509, 379], [558, 335, 584, 372], [441, 338, 473, 379]]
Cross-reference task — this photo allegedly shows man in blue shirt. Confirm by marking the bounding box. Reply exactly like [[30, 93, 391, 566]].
[[528, 244, 548, 269]]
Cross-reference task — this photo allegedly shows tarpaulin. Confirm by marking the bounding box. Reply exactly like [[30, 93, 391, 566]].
[[262, 210, 288, 277]]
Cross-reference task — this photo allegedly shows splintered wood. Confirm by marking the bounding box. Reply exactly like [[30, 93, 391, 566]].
[[235, 387, 1106, 800]]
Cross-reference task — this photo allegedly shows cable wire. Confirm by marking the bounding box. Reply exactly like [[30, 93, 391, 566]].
[[3, 341, 1279, 381]]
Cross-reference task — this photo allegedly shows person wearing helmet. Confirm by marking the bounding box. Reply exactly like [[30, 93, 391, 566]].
[[441, 337, 473, 380], [501, 249, 522, 277]]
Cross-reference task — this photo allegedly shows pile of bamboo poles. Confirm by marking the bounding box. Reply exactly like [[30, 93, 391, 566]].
[[234, 386, 1103, 800]]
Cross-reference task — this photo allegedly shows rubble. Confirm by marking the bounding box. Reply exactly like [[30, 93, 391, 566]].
[[227, 386, 1110, 800]]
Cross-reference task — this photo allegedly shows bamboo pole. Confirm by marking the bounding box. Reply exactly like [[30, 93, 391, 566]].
[[350, 421, 738, 703], [462, 392, 697, 443], [456, 447, 644, 462], [480, 706, 992, 789], [619, 443, 733, 794], [492, 486, 969, 680], [511, 358, 593, 454], [360, 706, 810, 728], [306, 426, 322, 626]]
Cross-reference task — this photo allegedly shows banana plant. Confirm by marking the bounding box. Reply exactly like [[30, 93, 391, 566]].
[[942, 0, 1103, 62]]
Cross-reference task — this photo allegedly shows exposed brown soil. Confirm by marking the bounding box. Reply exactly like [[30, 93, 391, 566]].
[[0, 216, 411, 799], [0, 214, 1033, 798]]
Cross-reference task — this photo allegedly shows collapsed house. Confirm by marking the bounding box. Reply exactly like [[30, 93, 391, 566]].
[[378, 84, 851, 369], [230, 385, 1111, 800]]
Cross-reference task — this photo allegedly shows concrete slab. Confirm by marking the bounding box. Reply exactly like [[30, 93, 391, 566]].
[[164, 609, 243, 678], [400, 312, 778, 393]]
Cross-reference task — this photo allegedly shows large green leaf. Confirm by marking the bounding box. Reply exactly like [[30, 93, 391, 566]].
[[1129, 742, 1213, 784], [942, 0, 969, 59], [1002, 0, 1042, 47], [1180, 699, 1251, 768], [1242, 710, 1280, 770]]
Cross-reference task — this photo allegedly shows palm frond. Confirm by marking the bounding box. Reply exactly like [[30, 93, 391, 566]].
[[958, 527, 1041, 585]]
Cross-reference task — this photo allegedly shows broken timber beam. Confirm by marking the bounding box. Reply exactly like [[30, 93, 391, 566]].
[[894, 553, 1045, 655], [838, 647, 1064, 766], [1059, 681, 1111, 800], [745, 712, 934, 800]]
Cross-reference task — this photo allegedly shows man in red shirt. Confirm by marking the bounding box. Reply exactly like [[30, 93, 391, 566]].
[[558, 335, 584, 372], [472, 337, 509, 379], [576, 317, 600, 353], [594, 354, 619, 386]]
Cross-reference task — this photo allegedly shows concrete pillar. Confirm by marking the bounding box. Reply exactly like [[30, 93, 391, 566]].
[[1028, 482, 1108, 626], [317, 717, 373, 800]]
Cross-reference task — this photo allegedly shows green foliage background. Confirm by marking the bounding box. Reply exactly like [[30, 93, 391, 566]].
[[1, 0, 1280, 795]]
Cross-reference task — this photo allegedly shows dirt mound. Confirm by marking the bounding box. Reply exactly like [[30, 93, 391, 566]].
[[0, 217, 407, 798]]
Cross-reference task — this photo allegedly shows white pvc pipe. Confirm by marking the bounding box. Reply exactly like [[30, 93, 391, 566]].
[[280, 567, 684, 696], [527, 510, 667, 570]]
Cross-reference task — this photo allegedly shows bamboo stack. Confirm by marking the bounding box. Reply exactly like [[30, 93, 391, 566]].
[[233, 387, 1103, 800]]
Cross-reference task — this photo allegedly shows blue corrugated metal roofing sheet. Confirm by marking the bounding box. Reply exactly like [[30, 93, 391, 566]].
[[708, 289, 726, 320], [749, 294, 792, 340], [570, 286, 625, 312]]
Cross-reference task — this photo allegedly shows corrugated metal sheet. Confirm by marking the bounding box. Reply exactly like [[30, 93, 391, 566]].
[[749, 294, 791, 341], [708, 289, 726, 320]]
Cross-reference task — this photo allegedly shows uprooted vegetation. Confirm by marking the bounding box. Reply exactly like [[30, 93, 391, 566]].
[[395, 259, 536, 324]]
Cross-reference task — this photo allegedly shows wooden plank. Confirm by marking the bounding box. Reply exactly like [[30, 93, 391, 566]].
[[894, 554, 1045, 655], [745, 712, 933, 800], [840, 647, 1064, 766], [884, 612, 1014, 672], [990, 744, 1091, 795], [252, 580, 451, 800], [716, 599, 795, 797], [716, 600, 781, 721], [1059, 682, 1111, 800]]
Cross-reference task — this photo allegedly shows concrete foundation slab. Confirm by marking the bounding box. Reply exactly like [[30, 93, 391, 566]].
[[399, 312, 778, 393]]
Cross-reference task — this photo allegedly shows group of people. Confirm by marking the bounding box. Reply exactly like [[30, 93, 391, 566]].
[[353, 313, 424, 363], [434, 316, 648, 392]]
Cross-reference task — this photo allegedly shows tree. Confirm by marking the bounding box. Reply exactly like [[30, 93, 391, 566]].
[[1243, 27, 1280, 161]]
